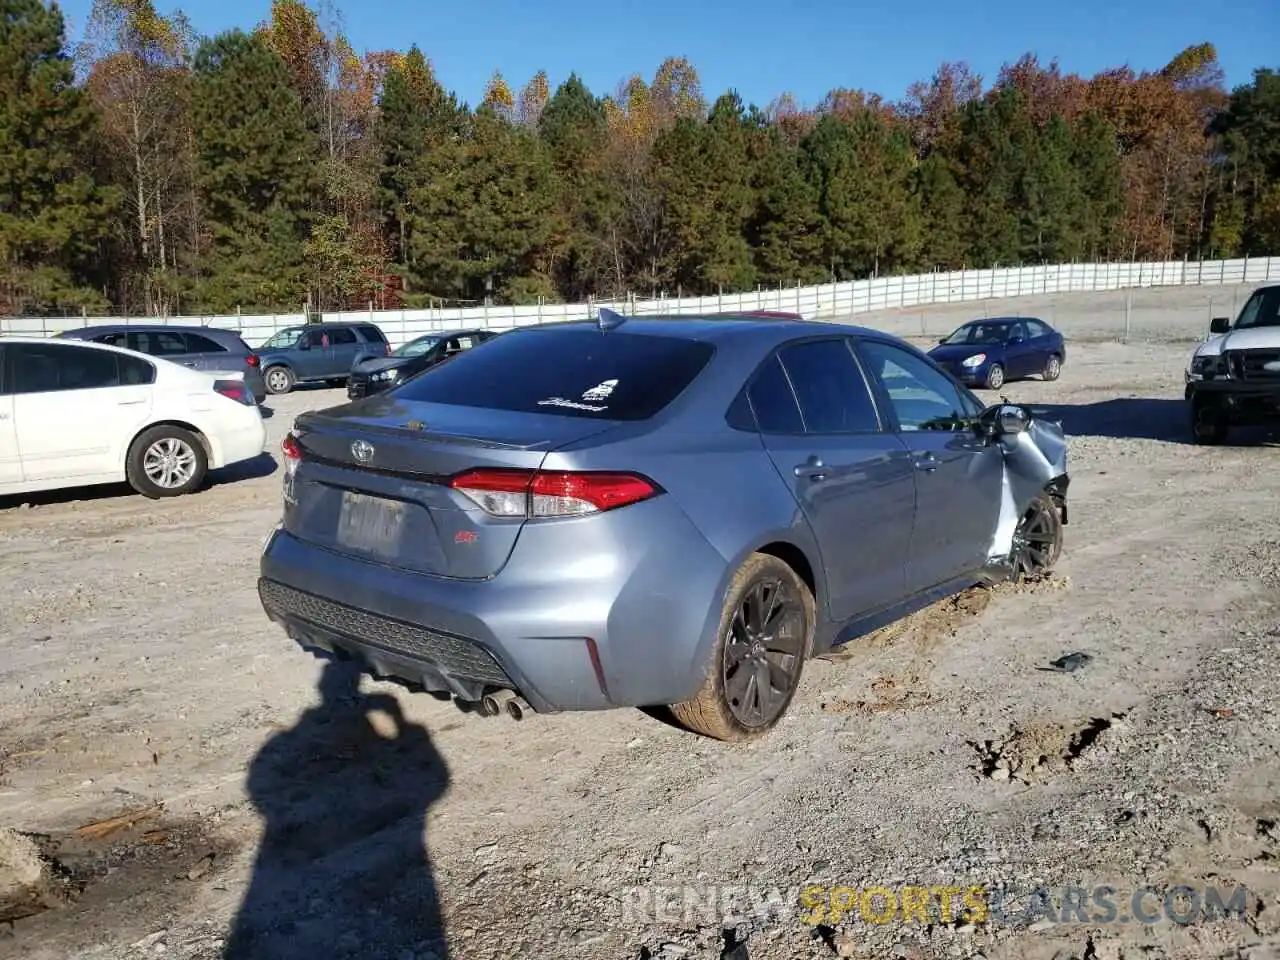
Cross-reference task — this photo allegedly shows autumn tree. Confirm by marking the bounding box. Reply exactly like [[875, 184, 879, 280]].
[[80, 0, 194, 313], [516, 70, 549, 129]]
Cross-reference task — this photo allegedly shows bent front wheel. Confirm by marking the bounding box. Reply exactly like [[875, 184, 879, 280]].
[[1009, 492, 1064, 580]]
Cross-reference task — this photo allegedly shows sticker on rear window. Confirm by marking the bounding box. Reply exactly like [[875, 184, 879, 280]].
[[537, 396, 608, 412], [581, 379, 618, 401]]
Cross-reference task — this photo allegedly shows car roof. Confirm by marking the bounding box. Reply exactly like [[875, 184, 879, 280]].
[[60, 323, 245, 337], [958, 316, 1037, 325], [0, 334, 167, 361], [502, 314, 902, 349]]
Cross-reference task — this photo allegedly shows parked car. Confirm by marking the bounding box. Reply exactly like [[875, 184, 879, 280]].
[[1185, 282, 1280, 444], [347, 328, 500, 400], [258, 310, 1069, 741], [0, 337, 266, 499], [57, 324, 268, 404], [256, 322, 390, 395], [927, 317, 1065, 390]]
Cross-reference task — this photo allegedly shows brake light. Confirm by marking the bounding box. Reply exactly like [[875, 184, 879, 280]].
[[246, 354, 260, 367], [448, 468, 659, 518], [213, 379, 254, 405], [281, 433, 302, 461]]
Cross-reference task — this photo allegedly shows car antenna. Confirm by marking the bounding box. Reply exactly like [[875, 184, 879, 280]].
[[596, 307, 627, 332]]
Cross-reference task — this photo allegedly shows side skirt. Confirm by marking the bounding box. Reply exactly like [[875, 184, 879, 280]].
[[815, 570, 999, 655]]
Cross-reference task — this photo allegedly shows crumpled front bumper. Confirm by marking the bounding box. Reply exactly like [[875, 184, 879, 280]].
[[985, 408, 1069, 564]]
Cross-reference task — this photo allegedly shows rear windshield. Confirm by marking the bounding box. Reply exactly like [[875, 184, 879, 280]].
[[392, 327, 715, 420]]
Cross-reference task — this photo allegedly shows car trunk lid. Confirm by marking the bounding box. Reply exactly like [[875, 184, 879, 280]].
[[283, 400, 620, 579]]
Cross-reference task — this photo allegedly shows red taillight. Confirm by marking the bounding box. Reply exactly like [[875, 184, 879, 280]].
[[246, 353, 260, 367], [281, 433, 302, 461], [213, 379, 253, 405], [447, 468, 658, 518]]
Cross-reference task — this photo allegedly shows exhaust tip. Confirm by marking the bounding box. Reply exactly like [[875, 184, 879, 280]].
[[480, 688, 516, 717], [506, 696, 531, 721]]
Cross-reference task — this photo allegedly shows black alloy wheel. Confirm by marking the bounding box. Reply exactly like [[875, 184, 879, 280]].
[[1009, 492, 1063, 580]]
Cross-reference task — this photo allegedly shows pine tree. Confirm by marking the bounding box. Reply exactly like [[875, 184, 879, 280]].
[[749, 124, 826, 286], [374, 46, 463, 271], [407, 107, 559, 304], [0, 0, 119, 313], [188, 29, 321, 311]]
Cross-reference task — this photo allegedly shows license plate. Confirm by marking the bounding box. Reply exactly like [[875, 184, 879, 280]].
[[336, 491, 405, 557]]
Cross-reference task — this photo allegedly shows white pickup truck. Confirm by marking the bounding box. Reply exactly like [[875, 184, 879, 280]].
[[1185, 282, 1280, 444]]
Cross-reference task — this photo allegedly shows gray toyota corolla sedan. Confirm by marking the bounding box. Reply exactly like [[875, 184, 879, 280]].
[[258, 311, 1069, 741]]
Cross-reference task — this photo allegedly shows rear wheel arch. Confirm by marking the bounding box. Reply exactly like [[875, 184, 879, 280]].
[[756, 540, 818, 616]]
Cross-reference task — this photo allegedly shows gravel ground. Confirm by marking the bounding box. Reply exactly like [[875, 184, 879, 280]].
[[2, 323, 1280, 960]]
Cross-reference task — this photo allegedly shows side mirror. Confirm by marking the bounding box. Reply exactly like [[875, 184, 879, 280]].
[[1209, 316, 1230, 335], [296, 337, 311, 350], [979, 402, 1030, 437], [1009, 335, 1025, 345], [937, 337, 947, 344], [996, 404, 1030, 435]]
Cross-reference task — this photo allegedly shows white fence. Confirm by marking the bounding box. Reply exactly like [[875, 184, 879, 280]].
[[3, 256, 1278, 347]]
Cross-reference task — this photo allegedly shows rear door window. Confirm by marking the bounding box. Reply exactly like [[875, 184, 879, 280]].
[[393, 327, 715, 420], [777, 338, 881, 434], [129, 330, 189, 357], [328, 328, 358, 345], [745, 356, 804, 434], [184, 332, 229, 353]]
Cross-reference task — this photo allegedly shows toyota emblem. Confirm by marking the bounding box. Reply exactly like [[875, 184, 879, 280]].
[[351, 439, 375, 463]]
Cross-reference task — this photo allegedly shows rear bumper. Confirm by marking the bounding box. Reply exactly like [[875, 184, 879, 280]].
[[245, 367, 267, 404], [257, 497, 732, 713], [210, 415, 267, 468]]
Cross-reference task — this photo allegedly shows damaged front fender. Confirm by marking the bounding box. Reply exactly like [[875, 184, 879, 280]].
[[982, 403, 1069, 564]]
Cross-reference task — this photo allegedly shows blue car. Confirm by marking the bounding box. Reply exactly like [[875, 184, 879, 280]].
[[927, 317, 1066, 391], [257, 311, 1070, 741]]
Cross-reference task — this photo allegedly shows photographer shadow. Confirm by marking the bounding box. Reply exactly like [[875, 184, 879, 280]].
[[223, 658, 451, 959]]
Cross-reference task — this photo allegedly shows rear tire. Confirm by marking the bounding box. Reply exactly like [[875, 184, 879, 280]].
[[1043, 354, 1062, 381], [264, 365, 294, 395], [126, 425, 208, 499], [1191, 397, 1228, 445], [669, 553, 815, 742], [985, 363, 1006, 391]]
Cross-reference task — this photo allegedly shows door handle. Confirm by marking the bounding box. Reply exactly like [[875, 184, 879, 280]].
[[914, 453, 939, 472], [793, 457, 827, 481]]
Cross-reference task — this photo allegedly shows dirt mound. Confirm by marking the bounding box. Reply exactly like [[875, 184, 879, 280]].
[[0, 828, 80, 924], [969, 712, 1129, 785]]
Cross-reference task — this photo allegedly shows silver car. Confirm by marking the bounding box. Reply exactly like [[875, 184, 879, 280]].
[[58, 324, 269, 404], [258, 312, 1069, 741]]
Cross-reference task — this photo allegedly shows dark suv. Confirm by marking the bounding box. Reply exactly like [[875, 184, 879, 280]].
[[256, 322, 390, 395], [58, 324, 268, 403]]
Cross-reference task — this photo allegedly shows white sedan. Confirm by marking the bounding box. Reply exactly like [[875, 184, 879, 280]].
[[0, 336, 267, 499]]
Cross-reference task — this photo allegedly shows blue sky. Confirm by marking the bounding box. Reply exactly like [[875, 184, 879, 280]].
[[58, 0, 1278, 110]]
